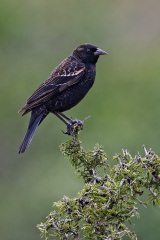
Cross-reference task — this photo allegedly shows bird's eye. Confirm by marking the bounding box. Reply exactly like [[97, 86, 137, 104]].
[[87, 49, 92, 54]]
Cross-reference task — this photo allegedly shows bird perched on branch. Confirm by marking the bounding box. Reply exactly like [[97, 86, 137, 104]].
[[18, 43, 107, 153]]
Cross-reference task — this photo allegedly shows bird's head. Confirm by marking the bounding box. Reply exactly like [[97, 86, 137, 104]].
[[73, 43, 108, 64]]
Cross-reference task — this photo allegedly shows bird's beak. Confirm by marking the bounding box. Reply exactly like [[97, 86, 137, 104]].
[[94, 48, 108, 56]]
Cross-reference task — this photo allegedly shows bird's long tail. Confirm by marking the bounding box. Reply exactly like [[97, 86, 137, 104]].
[[19, 110, 47, 154]]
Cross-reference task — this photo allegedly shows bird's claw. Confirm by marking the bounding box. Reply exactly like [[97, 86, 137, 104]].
[[62, 116, 90, 136], [62, 121, 82, 135], [62, 124, 74, 135]]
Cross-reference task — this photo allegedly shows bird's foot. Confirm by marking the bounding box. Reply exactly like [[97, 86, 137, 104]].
[[62, 123, 74, 135], [62, 116, 90, 137]]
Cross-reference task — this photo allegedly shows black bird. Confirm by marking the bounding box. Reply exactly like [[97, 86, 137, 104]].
[[18, 43, 107, 153]]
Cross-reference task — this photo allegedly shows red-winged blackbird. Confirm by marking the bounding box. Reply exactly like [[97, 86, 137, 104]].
[[18, 43, 107, 153]]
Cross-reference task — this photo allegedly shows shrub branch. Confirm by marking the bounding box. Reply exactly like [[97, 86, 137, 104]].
[[37, 125, 160, 240]]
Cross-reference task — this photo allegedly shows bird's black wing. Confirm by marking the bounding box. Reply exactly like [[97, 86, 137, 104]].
[[19, 57, 85, 114]]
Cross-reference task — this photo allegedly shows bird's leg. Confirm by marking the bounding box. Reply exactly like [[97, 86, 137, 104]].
[[54, 112, 90, 136], [58, 112, 90, 126], [56, 112, 75, 123], [54, 112, 74, 135]]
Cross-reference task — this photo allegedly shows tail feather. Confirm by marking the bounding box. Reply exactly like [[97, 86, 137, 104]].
[[19, 112, 45, 154]]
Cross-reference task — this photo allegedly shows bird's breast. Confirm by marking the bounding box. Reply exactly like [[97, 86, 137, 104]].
[[47, 64, 96, 112]]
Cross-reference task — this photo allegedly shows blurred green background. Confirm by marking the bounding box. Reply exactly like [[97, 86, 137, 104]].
[[1, 0, 160, 239]]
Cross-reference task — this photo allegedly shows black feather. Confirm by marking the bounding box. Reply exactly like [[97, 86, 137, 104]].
[[18, 43, 107, 153]]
